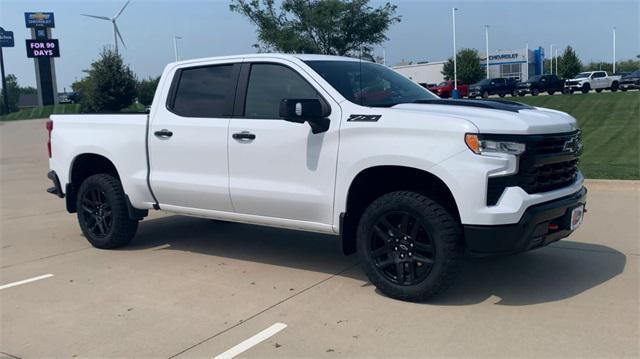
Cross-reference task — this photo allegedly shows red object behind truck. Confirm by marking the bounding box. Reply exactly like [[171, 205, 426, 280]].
[[428, 80, 469, 98]]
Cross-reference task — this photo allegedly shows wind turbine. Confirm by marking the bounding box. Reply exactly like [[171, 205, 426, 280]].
[[82, 0, 130, 54]]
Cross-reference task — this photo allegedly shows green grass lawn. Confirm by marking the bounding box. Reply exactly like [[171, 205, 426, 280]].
[[0, 102, 146, 121], [516, 91, 639, 180], [0, 103, 82, 121]]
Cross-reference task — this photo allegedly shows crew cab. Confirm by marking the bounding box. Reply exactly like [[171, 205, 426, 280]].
[[468, 78, 518, 98], [47, 54, 587, 302], [517, 75, 566, 96], [565, 71, 621, 93], [428, 80, 469, 98], [619, 70, 640, 91]]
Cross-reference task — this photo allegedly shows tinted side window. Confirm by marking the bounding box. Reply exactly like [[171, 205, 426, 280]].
[[593, 72, 605, 78], [172, 65, 234, 118], [244, 64, 319, 119]]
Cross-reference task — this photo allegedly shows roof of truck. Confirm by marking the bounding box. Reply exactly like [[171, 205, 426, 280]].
[[169, 53, 366, 67]]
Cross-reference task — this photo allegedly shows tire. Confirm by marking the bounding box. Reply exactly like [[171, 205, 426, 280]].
[[596, 89, 603, 93], [498, 93, 506, 98], [519, 92, 525, 97], [581, 83, 590, 94], [511, 90, 518, 97], [469, 95, 476, 99], [76, 174, 139, 249], [531, 88, 539, 96], [356, 191, 463, 302], [621, 88, 627, 92], [548, 90, 555, 95], [610, 82, 619, 92], [481, 91, 489, 99]]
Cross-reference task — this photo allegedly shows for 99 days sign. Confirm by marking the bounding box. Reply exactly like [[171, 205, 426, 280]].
[[25, 39, 60, 58]]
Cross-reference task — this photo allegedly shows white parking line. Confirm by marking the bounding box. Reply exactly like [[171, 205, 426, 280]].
[[213, 322, 287, 359], [0, 274, 54, 290]]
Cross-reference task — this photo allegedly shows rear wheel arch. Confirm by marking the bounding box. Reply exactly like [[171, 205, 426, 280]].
[[66, 153, 121, 213], [340, 166, 461, 256]]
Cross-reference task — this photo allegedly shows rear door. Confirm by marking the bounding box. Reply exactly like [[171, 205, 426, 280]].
[[148, 61, 240, 212], [227, 60, 340, 226]]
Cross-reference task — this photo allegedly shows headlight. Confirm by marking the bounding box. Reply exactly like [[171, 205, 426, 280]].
[[465, 134, 526, 155]]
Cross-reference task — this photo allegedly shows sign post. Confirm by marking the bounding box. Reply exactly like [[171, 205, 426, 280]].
[[24, 12, 59, 106], [0, 27, 15, 114]]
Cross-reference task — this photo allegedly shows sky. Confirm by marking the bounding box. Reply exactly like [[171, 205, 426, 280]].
[[1, 0, 638, 91]]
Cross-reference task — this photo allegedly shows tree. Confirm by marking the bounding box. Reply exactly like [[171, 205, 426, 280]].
[[229, 0, 400, 56], [0, 74, 21, 115], [76, 48, 137, 112], [137, 76, 160, 106], [441, 48, 484, 85], [558, 46, 582, 79], [583, 59, 640, 74]]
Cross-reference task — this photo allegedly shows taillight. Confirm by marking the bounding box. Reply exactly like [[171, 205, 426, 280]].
[[46, 120, 53, 158]]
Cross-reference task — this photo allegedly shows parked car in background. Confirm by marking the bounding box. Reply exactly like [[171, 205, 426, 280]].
[[428, 80, 469, 98], [565, 71, 621, 94], [46, 54, 586, 302], [58, 92, 79, 104], [619, 70, 640, 91], [517, 75, 566, 96], [468, 78, 518, 98]]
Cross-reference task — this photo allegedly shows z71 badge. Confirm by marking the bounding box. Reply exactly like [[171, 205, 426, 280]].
[[347, 114, 382, 122]]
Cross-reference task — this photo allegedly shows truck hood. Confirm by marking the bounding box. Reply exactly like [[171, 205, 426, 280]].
[[391, 99, 578, 135]]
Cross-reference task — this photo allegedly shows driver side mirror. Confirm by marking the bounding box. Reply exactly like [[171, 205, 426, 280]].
[[279, 99, 331, 134]]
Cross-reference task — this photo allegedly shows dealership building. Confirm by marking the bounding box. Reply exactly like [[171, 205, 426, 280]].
[[394, 47, 545, 86], [480, 47, 545, 81]]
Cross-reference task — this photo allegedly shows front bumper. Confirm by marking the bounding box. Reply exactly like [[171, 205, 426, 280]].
[[464, 187, 587, 256]]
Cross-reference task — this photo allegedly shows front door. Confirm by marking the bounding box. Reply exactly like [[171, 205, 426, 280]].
[[228, 61, 340, 226], [149, 62, 240, 212]]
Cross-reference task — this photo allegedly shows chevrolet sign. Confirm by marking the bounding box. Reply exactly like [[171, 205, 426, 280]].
[[25, 12, 55, 28]]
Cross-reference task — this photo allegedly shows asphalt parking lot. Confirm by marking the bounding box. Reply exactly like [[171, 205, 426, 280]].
[[1, 119, 639, 358]]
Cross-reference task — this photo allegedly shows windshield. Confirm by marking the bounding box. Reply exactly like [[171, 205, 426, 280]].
[[305, 60, 437, 107], [437, 81, 449, 87], [475, 79, 491, 86], [527, 75, 542, 82], [574, 72, 591, 79]]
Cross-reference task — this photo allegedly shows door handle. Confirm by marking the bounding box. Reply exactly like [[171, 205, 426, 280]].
[[154, 129, 173, 138], [232, 131, 256, 141]]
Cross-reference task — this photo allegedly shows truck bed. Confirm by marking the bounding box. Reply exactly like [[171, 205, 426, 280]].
[[48, 113, 156, 209]]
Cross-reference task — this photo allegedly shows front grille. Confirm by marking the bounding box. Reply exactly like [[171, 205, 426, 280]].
[[487, 131, 581, 206], [565, 80, 580, 86]]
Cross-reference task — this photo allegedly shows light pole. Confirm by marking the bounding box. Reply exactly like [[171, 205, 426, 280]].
[[484, 25, 490, 79], [612, 27, 616, 74], [549, 44, 555, 75], [173, 36, 182, 62], [452, 7, 459, 98], [382, 46, 387, 66], [525, 42, 529, 80]]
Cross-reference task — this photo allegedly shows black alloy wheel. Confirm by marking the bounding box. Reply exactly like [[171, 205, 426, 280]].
[[76, 174, 138, 249], [357, 191, 462, 302], [368, 211, 435, 286], [80, 187, 113, 238]]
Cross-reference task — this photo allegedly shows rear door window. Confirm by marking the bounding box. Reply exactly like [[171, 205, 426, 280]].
[[171, 64, 236, 118]]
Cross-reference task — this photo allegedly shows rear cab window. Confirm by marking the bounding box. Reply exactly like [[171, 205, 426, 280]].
[[169, 64, 238, 118]]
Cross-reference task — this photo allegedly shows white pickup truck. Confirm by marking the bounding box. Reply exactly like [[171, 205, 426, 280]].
[[47, 54, 587, 301], [565, 71, 621, 93]]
